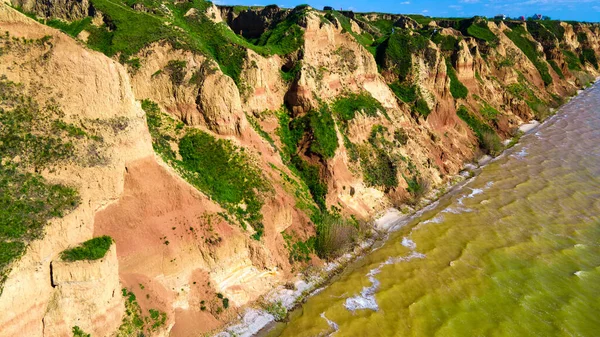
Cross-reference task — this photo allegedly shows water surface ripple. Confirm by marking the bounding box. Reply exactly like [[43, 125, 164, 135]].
[[267, 82, 600, 337]]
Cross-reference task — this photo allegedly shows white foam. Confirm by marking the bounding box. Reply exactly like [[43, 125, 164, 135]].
[[401, 237, 417, 249], [512, 147, 528, 158], [422, 216, 443, 224], [320, 312, 339, 335], [442, 206, 472, 214], [344, 252, 425, 312]]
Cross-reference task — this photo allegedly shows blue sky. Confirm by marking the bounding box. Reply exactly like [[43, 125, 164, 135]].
[[216, 0, 600, 22]]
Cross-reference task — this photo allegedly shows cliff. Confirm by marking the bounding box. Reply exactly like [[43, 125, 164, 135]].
[[0, 1, 598, 336]]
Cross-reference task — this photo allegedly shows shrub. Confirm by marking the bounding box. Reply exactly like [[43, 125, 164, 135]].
[[562, 50, 582, 71], [314, 213, 359, 259], [179, 130, 268, 237], [456, 105, 503, 156], [308, 105, 338, 159], [580, 48, 599, 69], [263, 301, 287, 321], [432, 34, 460, 51], [72, 326, 91, 337], [446, 58, 468, 99], [61, 236, 113, 261], [332, 92, 386, 125], [389, 82, 417, 103], [376, 31, 429, 80]]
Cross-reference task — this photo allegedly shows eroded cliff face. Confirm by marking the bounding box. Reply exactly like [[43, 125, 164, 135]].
[[0, 2, 599, 336]]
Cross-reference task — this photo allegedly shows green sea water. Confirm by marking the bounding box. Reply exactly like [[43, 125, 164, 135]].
[[266, 83, 600, 337]]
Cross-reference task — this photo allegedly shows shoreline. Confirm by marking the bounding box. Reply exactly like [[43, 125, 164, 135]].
[[213, 79, 599, 337]]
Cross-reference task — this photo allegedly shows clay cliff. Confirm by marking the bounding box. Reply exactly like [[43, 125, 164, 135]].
[[0, 1, 598, 336]]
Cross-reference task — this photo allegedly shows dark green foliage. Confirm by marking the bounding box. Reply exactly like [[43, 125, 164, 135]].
[[577, 32, 588, 43], [432, 34, 460, 51], [326, 11, 374, 52], [562, 50, 582, 71], [526, 22, 557, 46], [466, 22, 498, 43], [376, 31, 428, 80], [280, 61, 302, 83], [165, 60, 187, 86], [276, 110, 328, 210], [456, 105, 502, 156], [60, 236, 113, 261], [332, 92, 386, 125], [357, 125, 398, 189], [282, 232, 314, 262], [148, 309, 167, 329], [222, 297, 230, 309], [548, 60, 564, 79], [308, 105, 338, 159], [539, 21, 565, 40], [414, 98, 431, 117], [580, 48, 598, 69], [179, 131, 268, 238], [504, 25, 552, 85], [72, 326, 91, 337], [445, 58, 468, 99], [250, 7, 306, 55], [389, 82, 416, 103]]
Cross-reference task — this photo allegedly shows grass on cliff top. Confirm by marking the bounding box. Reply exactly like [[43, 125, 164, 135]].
[[142, 100, 269, 240], [504, 25, 553, 86], [466, 21, 498, 44], [0, 78, 81, 294], [60, 236, 113, 261]]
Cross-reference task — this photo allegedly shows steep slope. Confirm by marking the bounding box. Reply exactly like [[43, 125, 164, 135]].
[[0, 1, 599, 336]]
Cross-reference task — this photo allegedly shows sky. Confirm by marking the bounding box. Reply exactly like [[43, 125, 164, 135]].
[[216, 0, 600, 22]]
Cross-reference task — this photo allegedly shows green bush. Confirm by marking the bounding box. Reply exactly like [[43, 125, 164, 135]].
[[61, 236, 113, 261], [376, 31, 428, 80], [72, 326, 91, 337], [580, 48, 599, 69], [314, 213, 360, 259], [562, 50, 582, 71], [332, 92, 386, 125], [179, 130, 268, 238], [308, 105, 338, 159], [446, 58, 468, 99], [414, 98, 431, 117], [548, 60, 564, 79], [504, 26, 552, 86], [263, 301, 287, 321], [432, 34, 460, 51], [456, 105, 502, 156], [282, 233, 314, 262], [389, 82, 417, 103]]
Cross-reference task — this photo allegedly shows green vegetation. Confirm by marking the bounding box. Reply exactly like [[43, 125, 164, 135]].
[[46, 17, 93, 37], [466, 21, 498, 43], [580, 48, 599, 69], [548, 60, 564, 79], [432, 34, 460, 51], [358, 125, 398, 189], [538, 20, 565, 40], [148, 309, 167, 329], [562, 50, 583, 71], [0, 78, 81, 294], [332, 92, 386, 126], [282, 232, 314, 262], [308, 105, 339, 159], [179, 131, 269, 239], [474, 96, 500, 120], [263, 301, 287, 321], [325, 11, 375, 53], [61, 236, 113, 261], [506, 76, 551, 120], [389, 82, 416, 103], [376, 31, 429, 80], [72, 326, 91, 337], [456, 106, 502, 156], [446, 58, 468, 99], [504, 25, 552, 86], [142, 100, 269, 240]]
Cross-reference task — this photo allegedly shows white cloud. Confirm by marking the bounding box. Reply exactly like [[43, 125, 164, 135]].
[[400, 1, 411, 4]]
